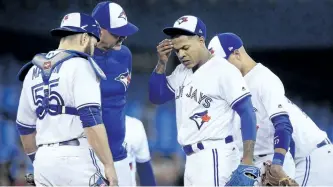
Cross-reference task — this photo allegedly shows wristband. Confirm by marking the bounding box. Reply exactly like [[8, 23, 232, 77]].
[[272, 152, 285, 166]]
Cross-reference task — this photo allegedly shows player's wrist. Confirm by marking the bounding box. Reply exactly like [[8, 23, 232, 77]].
[[157, 59, 167, 65], [154, 61, 167, 74], [241, 157, 253, 165], [272, 152, 285, 166], [270, 164, 283, 170]]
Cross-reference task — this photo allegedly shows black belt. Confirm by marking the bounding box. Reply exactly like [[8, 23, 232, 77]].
[[182, 135, 234, 156], [317, 138, 331, 148], [38, 138, 80, 148], [256, 138, 331, 157], [258, 154, 267, 157]]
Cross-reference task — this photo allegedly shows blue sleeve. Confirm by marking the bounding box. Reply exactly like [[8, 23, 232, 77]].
[[232, 95, 257, 141], [271, 114, 293, 165], [272, 114, 293, 151], [148, 71, 174, 104], [77, 106, 103, 128], [16, 122, 36, 135], [136, 161, 156, 186]]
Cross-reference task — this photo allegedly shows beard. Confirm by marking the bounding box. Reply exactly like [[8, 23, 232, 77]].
[[83, 40, 95, 55]]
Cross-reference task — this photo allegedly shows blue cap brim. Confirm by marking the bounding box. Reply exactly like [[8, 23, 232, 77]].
[[107, 22, 138, 36], [163, 27, 196, 37], [50, 27, 100, 42]]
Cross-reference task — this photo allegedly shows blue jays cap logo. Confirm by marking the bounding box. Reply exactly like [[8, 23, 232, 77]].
[[62, 15, 69, 23], [115, 69, 131, 89], [177, 16, 188, 25], [118, 10, 127, 21], [189, 110, 211, 130]]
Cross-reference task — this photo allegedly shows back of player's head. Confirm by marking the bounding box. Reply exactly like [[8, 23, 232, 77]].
[[163, 15, 207, 40], [91, 1, 138, 37], [208, 32, 243, 59], [50, 12, 101, 42]]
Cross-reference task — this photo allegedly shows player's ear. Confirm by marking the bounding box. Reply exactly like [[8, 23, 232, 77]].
[[80, 33, 89, 46], [234, 49, 241, 60], [199, 36, 205, 45]]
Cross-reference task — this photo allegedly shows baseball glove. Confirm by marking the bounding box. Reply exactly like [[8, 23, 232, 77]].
[[261, 162, 299, 186], [225, 164, 260, 186]]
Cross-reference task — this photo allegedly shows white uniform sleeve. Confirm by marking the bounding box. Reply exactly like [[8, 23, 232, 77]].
[[166, 64, 183, 93], [133, 120, 151, 163], [260, 76, 288, 120], [16, 69, 37, 129], [218, 60, 250, 108], [73, 59, 101, 109]]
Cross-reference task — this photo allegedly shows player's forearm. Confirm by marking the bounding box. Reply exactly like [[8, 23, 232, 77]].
[[20, 132, 38, 162], [20, 131, 38, 154], [155, 61, 166, 74], [242, 140, 255, 164], [274, 148, 287, 155], [85, 124, 115, 166], [232, 96, 257, 164], [271, 114, 293, 165]]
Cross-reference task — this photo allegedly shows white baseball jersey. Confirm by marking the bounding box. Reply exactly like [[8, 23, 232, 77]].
[[16, 50, 101, 146], [124, 116, 151, 185], [236, 63, 328, 158], [166, 55, 250, 146], [125, 116, 151, 163]]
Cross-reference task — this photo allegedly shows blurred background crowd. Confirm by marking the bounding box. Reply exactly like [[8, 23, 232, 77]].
[[1, 0, 333, 186]]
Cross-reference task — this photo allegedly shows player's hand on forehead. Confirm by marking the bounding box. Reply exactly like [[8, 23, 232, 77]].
[[157, 39, 173, 52], [157, 39, 173, 63], [158, 39, 172, 46]]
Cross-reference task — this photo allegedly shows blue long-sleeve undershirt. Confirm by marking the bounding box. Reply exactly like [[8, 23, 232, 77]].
[[148, 71, 174, 104]]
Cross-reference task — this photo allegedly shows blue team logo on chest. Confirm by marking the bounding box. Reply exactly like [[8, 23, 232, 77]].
[[189, 110, 211, 130], [114, 69, 131, 90]]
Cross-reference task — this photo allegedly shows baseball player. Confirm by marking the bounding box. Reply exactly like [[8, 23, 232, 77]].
[[208, 32, 333, 186], [208, 33, 297, 186], [124, 115, 156, 186], [15, 13, 118, 186], [91, 1, 138, 186], [148, 15, 260, 186]]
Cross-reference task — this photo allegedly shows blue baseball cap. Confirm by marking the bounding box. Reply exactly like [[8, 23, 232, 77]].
[[163, 15, 207, 39], [208, 32, 243, 59], [50, 13, 101, 41], [92, 1, 138, 37]]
